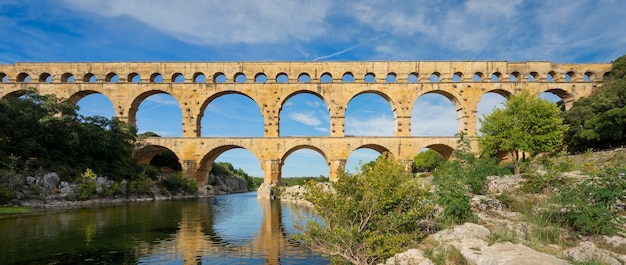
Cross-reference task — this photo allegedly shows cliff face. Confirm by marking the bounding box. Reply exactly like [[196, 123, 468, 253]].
[[207, 174, 248, 195]]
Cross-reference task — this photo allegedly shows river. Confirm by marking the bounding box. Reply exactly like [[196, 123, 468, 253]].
[[0, 192, 330, 264]]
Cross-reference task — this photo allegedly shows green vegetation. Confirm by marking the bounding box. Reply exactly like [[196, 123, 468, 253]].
[[433, 133, 509, 224], [295, 155, 434, 265], [563, 54, 626, 152], [211, 162, 263, 190], [412, 149, 444, 173], [0, 89, 140, 180], [281, 175, 328, 187], [479, 91, 567, 174]]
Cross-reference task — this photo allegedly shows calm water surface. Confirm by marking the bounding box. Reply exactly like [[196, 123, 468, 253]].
[[0, 192, 329, 264]]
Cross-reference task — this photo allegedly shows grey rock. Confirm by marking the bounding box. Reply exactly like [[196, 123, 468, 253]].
[[468, 242, 569, 265], [378, 249, 434, 265], [41, 173, 59, 195], [562, 241, 621, 265]]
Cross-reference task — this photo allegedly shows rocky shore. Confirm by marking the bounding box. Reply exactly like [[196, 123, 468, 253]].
[[2, 172, 249, 208]]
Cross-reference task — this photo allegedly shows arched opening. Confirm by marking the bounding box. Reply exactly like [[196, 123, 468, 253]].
[[83, 73, 96, 83], [62, 73, 75, 83], [320, 73, 332, 83], [298, 73, 311, 83], [386, 73, 396, 83], [411, 145, 453, 173], [491, 72, 502, 82], [345, 146, 389, 174], [430, 72, 440, 82], [342, 72, 354, 82], [408, 72, 419, 83], [279, 92, 330, 136], [133, 92, 182, 137], [193, 72, 206, 83], [16, 73, 30, 82], [39, 73, 52, 83], [583, 71, 594, 82], [129, 73, 141, 83], [74, 92, 116, 119], [198, 146, 263, 189], [452, 72, 462, 82], [213, 72, 226, 83], [282, 147, 329, 180], [546, 71, 556, 82], [528, 72, 538, 82], [472, 72, 483, 82], [345, 92, 394, 136], [172, 73, 184, 83], [150, 73, 163, 83], [200, 93, 263, 137], [234, 72, 247, 83], [255, 73, 267, 83], [476, 91, 508, 133], [539, 89, 570, 111], [603, 72, 610, 80], [412, 93, 458, 136], [509, 72, 519, 82], [0, 73, 7, 82], [565, 71, 575, 82], [364, 73, 375, 83], [276, 73, 289, 83], [105, 72, 119, 82], [134, 145, 183, 176]]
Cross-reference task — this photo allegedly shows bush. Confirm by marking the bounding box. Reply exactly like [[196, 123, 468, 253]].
[[78, 168, 97, 200], [412, 149, 444, 172], [0, 183, 16, 204], [295, 156, 434, 264], [555, 165, 626, 235], [161, 174, 197, 194]]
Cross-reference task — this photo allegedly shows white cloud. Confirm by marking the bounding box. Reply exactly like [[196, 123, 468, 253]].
[[344, 115, 394, 136], [288, 111, 322, 126], [62, 0, 332, 45], [411, 94, 458, 136]]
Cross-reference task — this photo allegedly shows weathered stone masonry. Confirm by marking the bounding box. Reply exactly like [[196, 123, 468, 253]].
[[0, 61, 611, 184]]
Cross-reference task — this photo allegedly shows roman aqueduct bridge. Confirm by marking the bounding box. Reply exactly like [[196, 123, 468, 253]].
[[0, 61, 611, 184]]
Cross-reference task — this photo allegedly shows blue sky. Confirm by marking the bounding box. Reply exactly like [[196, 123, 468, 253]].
[[1, 0, 625, 179]]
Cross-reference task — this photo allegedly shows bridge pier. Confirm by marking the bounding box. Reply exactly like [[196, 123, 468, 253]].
[[263, 159, 281, 184], [329, 159, 346, 182]]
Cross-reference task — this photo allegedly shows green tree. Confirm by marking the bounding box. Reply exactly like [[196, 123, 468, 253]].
[[563, 54, 626, 151], [479, 91, 567, 174], [295, 155, 434, 265], [412, 149, 444, 172]]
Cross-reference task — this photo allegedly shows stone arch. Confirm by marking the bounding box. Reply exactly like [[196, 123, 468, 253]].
[[364, 72, 375, 83], [83, 73, 96, 83], [452, 72, 463, 82], [1, 88, 36, 99], [320, 72, 332, 83], [279, 90, 331, 136], [234, 72, 247, 83], [255, 72, 267, 83], [276, 72, 288, 83], [128, 90, 182, 126], [422, 144, 455, 160], [0, 72, 6, 82], [491, 72, 502, 82], [565, 71, 576, 82], [67, 90, 114, 106], [344, 90, 396, 136], [281, 145, 328, 167], [509, 71, 520, 82], [408, 72, 419, 83], [61, 72, 75, 83], [172, 72, 184, 83], [134, 144, 181, 168], [128, 72, 141, 83], [198, 145, 262, 184], [411, 91, 460, 136], [430, 72, 441, 82], [412, 90, 465, 133], [540, 88, 573, 110], [528, 71, 538, 81], [298, 73, 311, 83], [473, 72, 483, 82], [342, 72, 355, 82], [583, 71, 595, 81], [352, 144, 393, 159], [547, 71, 556, 82], [39, 72, 52, 83], [199, 91, 262, 136], [150, 72, 163, 83], [482, 88, 512, 99], [386, 72, 397, 83], [105, 72, 119, 82], [16, 72, 30, 82], [193, 72, 206, 83], [213, 72, 226, 83]]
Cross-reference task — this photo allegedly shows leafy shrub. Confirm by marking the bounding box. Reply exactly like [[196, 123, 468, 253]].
[[78, 168, 97, 200], [295, 156, 434, 264], [161, 174, 197, 194], [412, 149, 444, 172], [552, 165, 626, 235], [0, 183, 16, 204]]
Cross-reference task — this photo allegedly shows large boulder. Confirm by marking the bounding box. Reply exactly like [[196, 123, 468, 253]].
[[378, 249, 434, 265], [562, 241, 622, 265], [208, 173, 248, 194], [467, 242, 569, 265]]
